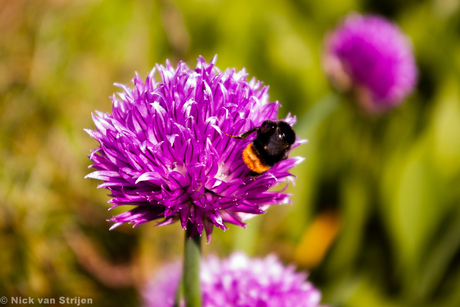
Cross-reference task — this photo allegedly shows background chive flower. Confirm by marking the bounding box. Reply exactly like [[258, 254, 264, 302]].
[[322, 13, 418, 114], [85, 56, 304, 241], [143, 252, 325, 307]]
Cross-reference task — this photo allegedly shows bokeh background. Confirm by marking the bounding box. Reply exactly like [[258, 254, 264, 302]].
[[2, 0, 460, 306]]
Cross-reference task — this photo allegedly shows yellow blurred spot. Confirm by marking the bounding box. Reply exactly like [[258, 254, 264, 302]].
[[294, 210, 342, 269]]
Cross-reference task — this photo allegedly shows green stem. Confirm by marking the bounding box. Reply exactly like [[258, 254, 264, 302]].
[[183, 224, 202, 307]]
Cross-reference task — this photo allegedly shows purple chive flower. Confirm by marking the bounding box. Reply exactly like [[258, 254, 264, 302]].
[[85, 56, 303, 241], [323, 13, 417, 114], [143, 262, 182, 307], [142, 252, 325, 307]]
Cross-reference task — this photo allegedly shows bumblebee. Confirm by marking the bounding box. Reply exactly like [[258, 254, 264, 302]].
[[225, 120, 296, 174]]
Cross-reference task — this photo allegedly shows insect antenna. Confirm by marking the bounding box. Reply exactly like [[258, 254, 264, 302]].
[[223, 127, 259, 139]]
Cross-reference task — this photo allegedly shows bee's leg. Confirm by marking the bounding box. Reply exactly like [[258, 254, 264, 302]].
[[281, 150, 290, 160]]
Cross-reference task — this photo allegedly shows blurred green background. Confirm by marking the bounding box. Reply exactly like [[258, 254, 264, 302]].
[[2, 0, 460, 306]]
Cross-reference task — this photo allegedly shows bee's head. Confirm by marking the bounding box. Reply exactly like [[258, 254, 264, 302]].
[[276, 121, 296, 145]]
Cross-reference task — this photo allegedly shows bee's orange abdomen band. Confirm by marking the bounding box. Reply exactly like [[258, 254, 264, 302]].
[[242, 143, 270, 174]]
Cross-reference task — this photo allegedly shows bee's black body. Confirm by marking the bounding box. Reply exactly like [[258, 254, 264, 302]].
[[225, 120, 296, 174]]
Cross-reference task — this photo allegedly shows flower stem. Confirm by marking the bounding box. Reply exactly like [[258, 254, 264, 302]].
[[183, 224, 202, 307]]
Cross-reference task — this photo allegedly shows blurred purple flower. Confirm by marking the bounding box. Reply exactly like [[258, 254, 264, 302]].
[[323, 13, 417, 114], [143, 262, 182, 307], [143, 252, 325, 307], [85, 56, 303, 241]]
